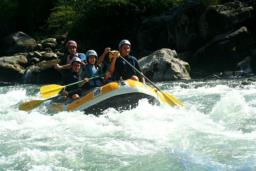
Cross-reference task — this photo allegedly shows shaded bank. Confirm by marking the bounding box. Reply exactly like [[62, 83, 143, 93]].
[[0, 32, 190, 83], [0, 0, 255, 83]]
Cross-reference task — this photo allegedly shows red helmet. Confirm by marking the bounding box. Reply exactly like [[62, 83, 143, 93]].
[[66, 40, 77, 48]]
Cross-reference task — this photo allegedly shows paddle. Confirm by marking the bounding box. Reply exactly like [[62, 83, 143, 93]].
[[19, 96, 56, 111], [20, 75, 104, 111], [40, 75, 102, 98], [19, 75, 104, 111], [119, 56, 183, 107]]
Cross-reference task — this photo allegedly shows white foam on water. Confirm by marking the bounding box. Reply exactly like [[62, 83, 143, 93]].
[[210, 91, 256, 132], [1, 82, 256, 170]]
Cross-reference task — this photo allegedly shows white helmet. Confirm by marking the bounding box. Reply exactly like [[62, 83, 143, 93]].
[[118, 39, 131, 49], [71, 57, 82, 64]]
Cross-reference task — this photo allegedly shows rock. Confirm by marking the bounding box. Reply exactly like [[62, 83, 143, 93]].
[[37, 59, 59, 70], [23, 59, 62, 84], [139, 48, 191, 81], [26, 51, 43, 64], [36, 43, 43, 51], [41, 38, 57, 44], [0, 54, 28, 82], [137, 2, 204, 55], [30, 57, 40, 64], [2, 31, 37, 55], [41, 38, 57, 49], [137, 0, 255, 59], [34, 51, 43, 58], [199, 1, 254, 39], [249, 49, 256, 73], [237, 56, 252, 74], [191, 27, 255, 73], [41, 52, 58, 60]]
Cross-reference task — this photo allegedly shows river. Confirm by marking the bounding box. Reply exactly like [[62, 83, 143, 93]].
[[0, 78, 256, 171]]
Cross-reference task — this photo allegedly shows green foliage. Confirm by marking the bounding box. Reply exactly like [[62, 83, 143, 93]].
[[0, 0, 184, 44], [0, 0, 18, 20], [128, 0, 183, 15], [47, 5, 78, 34], [199, 0, 221, 7], [67, 0, 184, 51], [16, 0, 56, 34]]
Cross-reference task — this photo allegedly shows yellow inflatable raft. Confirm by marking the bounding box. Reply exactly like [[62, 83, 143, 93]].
[[49, 79, 182, 114]]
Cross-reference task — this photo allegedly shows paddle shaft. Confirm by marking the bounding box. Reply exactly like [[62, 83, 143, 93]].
[[65, 79, 84, 88], [64, 75, 103, 89], [120, 56, 183, 106], [119, 56, 162, 92]]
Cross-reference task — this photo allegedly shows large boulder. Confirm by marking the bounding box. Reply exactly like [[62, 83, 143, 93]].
[[191, 26, 255, 73], [199, 1, 254, 40], [0, 54, 62, 83], [0, 33, 66, 83], [137, 1, 255, 57], [1, 31, 37, 55], [23, 59, 62, 84], [0, 54, 28, 82], [139, 48, 191, 81]]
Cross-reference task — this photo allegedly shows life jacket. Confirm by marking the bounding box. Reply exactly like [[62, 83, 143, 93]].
[[82, 64, 103, 88]]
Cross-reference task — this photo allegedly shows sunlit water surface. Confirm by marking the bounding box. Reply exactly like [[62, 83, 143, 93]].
[[1, 79, 256, 171]]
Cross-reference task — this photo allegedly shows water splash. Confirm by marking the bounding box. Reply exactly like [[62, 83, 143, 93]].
[[1, 80, 256, 170]]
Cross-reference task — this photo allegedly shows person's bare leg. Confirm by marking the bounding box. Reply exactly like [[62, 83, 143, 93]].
[[130, 75, 139, 81], [72, 94, 80, 100]]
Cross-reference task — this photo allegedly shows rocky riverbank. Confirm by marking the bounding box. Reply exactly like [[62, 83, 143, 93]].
[[137, 0, 256, 77], [0, 32, 190, 83], [0, 0, 255, 84]]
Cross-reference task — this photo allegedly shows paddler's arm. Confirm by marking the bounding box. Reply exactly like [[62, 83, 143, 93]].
[[55, 63, 71, 70], [108, 51, 120, 75], [98, 47, 111, 66]]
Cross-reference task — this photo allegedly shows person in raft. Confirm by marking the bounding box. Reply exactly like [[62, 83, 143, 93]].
[[55, 40, 86, 70], [108, 39, 145, 83], [62, 57, 87, 100], [81, 50, 103, 92], [97, 47, 118, 83]]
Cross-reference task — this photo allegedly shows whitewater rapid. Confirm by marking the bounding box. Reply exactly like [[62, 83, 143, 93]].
[[1, 79, 256, 171]]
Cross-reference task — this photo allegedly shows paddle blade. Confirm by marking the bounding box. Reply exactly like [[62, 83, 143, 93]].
[[40, 84, 64, 98], [19, 100, 45, 111], [162, 92, 184, 107]]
